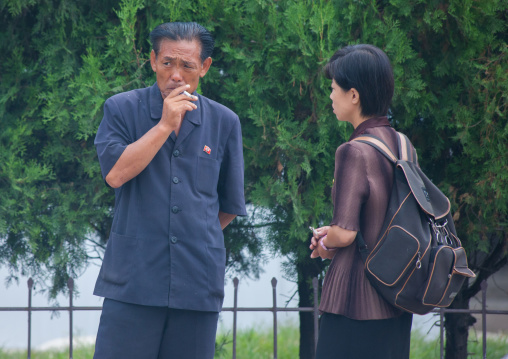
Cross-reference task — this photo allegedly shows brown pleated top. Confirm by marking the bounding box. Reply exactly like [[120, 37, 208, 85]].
[[318, 117, 404, 320]]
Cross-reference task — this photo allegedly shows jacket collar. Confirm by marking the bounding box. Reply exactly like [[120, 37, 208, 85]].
[[349, 116, 391, 141]]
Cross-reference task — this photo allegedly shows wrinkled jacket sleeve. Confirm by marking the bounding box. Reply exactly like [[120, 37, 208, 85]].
[[94, 97, 131, 181], [217, 118, 247, 216]]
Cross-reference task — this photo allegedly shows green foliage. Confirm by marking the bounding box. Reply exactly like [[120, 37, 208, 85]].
[[0, 0, 265, 297], [211, 1, 507, 355], [215, 324, 300, 359], [210, 0, 508, 306], [0, 327, 506, 359], [1, 0, 507, 356], [409, 329, 508, 359]]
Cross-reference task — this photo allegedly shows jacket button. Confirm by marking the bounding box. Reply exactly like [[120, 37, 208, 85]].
[[173, 149, 180, 157], [172, 206, 180, 214], [170, 236, 178, 244], [172, 176, 179, 184]]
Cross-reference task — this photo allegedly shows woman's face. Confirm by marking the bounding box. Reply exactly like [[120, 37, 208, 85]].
[[330, 79, 356, 123]]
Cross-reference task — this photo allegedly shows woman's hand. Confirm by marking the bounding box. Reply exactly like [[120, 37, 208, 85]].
[[309, 226, 337, 260], [309, 226, 328, 252]]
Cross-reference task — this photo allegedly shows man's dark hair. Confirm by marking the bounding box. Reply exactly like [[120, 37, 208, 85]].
[[324, 44, 394, 118], [149, 22, 214, 62]]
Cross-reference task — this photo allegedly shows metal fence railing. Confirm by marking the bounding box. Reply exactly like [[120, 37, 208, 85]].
[[0, 277, 506, 359]]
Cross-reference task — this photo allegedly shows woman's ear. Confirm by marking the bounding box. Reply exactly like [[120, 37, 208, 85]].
[[350, 88, 360, 105]]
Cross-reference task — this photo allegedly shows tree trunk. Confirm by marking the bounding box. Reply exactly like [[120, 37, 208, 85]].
[[444, 293, 476, 359], [297, 259, 321, 359]]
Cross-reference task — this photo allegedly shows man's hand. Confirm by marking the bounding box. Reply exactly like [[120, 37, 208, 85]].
[[160, 84, 198, 136], [105, 84, 198, 188], [219, 211, 236, 230]]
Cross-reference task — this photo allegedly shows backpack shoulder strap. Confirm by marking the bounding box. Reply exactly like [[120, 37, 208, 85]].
[[396, 132, 418, 164], [354, 132, 419, 165], [352, 134, 398, 258], [352, 131, 417, 258], [353, 134, 398, 163]]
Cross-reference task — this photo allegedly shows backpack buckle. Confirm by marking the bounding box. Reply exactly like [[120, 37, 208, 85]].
[[430, 218, 450, 245]]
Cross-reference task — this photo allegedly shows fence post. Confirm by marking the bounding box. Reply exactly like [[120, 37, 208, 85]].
[[313, 277, 319, 352], [440, 307, 444, 359], [233, 277, 239, 359], [271, 277, 278, 359], [481, 280, 487, 359], [68, 278, 74, 359], [27, 278, 33, 359]]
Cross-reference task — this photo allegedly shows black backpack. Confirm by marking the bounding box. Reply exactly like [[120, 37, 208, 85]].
[[353, 132, 475, 315]]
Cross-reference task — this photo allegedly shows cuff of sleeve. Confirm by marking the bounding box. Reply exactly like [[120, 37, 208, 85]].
[[219, 203, 247, 216], [320, 236, 337, 251]]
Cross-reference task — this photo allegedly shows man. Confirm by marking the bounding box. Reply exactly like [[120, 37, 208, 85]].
[[93, 22, 246, 359]]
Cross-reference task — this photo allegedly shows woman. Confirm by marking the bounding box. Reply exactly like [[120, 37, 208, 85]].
[[310, 44, 413, 359]]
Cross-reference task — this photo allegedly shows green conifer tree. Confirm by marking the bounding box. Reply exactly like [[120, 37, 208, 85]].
[[1, 1, 506, 358]]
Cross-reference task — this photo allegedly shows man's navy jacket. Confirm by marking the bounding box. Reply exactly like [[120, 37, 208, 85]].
[[94, 82, 247, 312]]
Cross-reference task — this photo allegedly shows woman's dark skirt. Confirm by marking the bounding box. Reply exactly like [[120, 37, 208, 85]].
[[315, 312, 413, 359]]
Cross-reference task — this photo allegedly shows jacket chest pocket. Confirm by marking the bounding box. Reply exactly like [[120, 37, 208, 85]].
[[196, 156, 220, 196]]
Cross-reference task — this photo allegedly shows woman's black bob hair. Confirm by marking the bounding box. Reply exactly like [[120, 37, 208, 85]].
[[324, 44, 394, 118]]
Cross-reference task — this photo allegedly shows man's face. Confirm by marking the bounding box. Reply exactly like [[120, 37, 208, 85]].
[[150, 39, 212, 99]]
